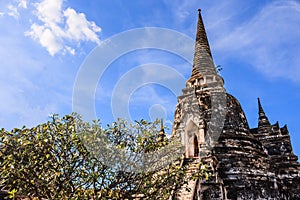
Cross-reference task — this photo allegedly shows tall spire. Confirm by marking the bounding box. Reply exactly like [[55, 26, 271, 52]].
[[195, 9, 212, 57], [187, 9, 223, 88], [258, 98, 265, 117], [258, 98, 271, 127]]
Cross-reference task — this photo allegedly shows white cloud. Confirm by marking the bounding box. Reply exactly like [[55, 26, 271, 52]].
[[65, 46, 75, 55], [28, 24, 63, 56], [0, 12, 4, 17], [213, 1, 300, 82], [25, 0, 101, 56], [7, 4, 19, 18], [35, 0, 62, 24], [18, 0, 27, 9], [6, 0, 28, 18], [64, 8, 101, 43], [0, 28, 76, 130]]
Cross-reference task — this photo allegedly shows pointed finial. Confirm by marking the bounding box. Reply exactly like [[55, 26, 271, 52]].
[[258, 98, 265, 117], [257, 98, 271, 127], [188, 9, 215, 80], [195, 9, 211, 57], [186, 9, 225, 88]]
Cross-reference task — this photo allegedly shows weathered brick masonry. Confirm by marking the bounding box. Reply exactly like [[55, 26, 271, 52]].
[[171, 9, 300, 200]]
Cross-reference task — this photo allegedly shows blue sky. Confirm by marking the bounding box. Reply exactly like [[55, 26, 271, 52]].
[[0, 0, 300, 156]]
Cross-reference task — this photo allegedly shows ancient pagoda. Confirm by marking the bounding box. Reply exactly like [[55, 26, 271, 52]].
[[171, 9, 300, 200]]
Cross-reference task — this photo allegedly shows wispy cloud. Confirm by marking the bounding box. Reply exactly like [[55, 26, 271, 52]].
[[24, 0, 101, 56], [213, 1, 300, 82], [0, 2, 78, 130], [7, 4, 19, 18], [18, 0, 27, 9], [6, 0, 27, 19]]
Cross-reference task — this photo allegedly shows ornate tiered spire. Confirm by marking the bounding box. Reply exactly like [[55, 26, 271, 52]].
[[195, 9, 212, 57], [258, 98, 271, 127], [187, 9, 223, 88], [189, 9, 217, 81]]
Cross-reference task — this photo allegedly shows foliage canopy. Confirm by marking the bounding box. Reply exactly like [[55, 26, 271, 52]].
[[0, 113, 208, 199]]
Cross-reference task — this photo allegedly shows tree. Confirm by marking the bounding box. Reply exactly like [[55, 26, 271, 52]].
[[0, 114, 93, 199], [0, 114, 208, 199]]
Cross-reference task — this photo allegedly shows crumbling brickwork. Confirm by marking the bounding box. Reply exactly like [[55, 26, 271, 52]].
[[172, 9, 300, 200]]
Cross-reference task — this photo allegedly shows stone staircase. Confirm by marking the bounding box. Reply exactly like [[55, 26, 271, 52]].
[[175, 158, 200, 200]]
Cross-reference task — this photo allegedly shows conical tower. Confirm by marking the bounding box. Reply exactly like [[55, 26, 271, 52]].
[[172, 9, 282, 200], [258, 98, 271, 127], [172, 9, 226, 157], [171, 8, 300, 200], [186, 9, 224, 90], [254, 98, 299, 174]]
